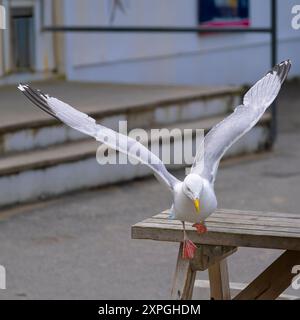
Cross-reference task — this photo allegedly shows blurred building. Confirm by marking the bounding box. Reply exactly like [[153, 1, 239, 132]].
[[0, 0, 294, 207], [0, 0, 55, 81], [0, 0, 299, 85]]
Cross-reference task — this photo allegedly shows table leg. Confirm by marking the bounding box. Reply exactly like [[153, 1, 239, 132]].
[[234, 250, 300, 300], [171, 243, 197, 300], [208, 258, 231, 300]]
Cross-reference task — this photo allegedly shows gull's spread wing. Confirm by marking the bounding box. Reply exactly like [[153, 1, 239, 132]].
[[191, 60, 291, 184], [18, 84, 180, 191]]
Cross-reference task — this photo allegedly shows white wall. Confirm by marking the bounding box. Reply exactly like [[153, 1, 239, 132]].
[[34, 0, 55, 72], [64, 0, 300, 85], [0, 19, 3, 77]]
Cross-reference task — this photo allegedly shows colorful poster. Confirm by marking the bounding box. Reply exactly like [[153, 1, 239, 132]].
[[198, 0, 250, 27]]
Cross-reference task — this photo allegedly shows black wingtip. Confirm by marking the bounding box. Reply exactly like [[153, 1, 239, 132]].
[[271, 59, 291, 85], [17, 84, 60, 121]]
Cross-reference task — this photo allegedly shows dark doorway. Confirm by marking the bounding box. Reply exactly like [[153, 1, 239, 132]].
[[10, 7, 35, 71]]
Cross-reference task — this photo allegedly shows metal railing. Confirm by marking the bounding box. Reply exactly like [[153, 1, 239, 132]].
[[41, 0, 278, 143]]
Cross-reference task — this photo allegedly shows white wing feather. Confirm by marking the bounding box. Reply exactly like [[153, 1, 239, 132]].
[[18, 84, 180, 191], [191, 60, 291, 183]]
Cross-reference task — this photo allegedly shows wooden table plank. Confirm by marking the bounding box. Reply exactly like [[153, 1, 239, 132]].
[[151, 213, 300, 225], [132, 209, 300, 251], [142, 218, 300, 233], [155, 209, 300, 219], [136, 218, 300, 236], [205, 208, 300, 219], [154, 214, 300, 228]]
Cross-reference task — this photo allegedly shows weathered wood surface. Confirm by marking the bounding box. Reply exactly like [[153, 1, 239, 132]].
[[208, 259, 231, 300], [193, 280, 299, 300], [234, 250, 300, 300], [171, 243, 197, 300], [132, 209, 300, 250], [171, 244, 236, 299], [190, 245, 237, 271]]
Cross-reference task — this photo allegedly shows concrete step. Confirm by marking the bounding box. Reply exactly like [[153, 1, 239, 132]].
[[0, 81, 241, 155], [0, 114, 271, 208]]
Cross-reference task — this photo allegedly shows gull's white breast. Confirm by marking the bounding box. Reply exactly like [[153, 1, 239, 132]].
[[172, 180, 217, 223]]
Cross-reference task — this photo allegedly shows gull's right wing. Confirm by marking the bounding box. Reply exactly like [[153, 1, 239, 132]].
[[18, 84, 180, 191]]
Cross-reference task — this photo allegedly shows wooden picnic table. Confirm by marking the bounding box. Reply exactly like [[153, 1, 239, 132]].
[[131, 209, 300, 300]]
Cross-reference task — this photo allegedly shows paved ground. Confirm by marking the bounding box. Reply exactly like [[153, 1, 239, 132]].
[[0, 81, 299, 299]]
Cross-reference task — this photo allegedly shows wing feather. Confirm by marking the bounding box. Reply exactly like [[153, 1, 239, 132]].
[[18, 84, 180, 191], [191, 60, 291, 183]]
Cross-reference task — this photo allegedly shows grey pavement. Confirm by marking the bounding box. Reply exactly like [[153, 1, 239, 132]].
[[0, 81, 299, 299]]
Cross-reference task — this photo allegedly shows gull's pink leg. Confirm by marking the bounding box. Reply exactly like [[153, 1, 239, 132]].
[[193, 222, 207, 234], [182, 221, 197, 259]]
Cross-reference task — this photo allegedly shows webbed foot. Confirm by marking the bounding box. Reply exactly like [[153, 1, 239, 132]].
[[181, 220, 197, 259], [193, 222, 207, 234], [182, 239, 197, 259]]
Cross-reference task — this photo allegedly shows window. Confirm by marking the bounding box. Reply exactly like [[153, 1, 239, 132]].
[[198, 0, 250, 27], [10, 7, 35, 71]]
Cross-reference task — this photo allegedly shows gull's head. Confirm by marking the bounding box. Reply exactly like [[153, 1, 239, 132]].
[[182, 174, 203, 213]]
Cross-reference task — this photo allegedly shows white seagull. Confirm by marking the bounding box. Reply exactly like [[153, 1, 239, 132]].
[[18, 60, 291, 259]]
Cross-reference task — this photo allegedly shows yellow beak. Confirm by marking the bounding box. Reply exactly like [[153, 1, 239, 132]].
[[194, 199, 200, 213]]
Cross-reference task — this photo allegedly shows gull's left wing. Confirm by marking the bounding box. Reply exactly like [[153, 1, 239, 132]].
[[191, 60, 291, 184], [18, 84, 180, 191]]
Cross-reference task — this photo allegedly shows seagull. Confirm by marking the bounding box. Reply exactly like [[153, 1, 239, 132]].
[[18, 60, 291, 259]]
